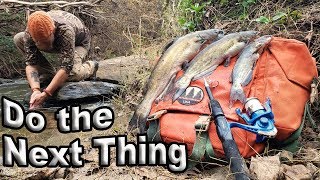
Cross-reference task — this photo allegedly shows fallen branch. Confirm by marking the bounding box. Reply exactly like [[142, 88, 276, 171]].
[[1, 0, 104, 27], [0, 0, 100, 8]]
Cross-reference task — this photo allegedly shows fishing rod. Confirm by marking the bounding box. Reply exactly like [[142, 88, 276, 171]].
[[203, 78, 249, 180]]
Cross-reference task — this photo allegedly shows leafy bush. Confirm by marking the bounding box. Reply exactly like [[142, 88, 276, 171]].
[[178, 0, 210, 32], [178, 0, 258, 31], [238, 0, 256, 20], [0, 35, 16, 53], [255, 10, 302, 25]]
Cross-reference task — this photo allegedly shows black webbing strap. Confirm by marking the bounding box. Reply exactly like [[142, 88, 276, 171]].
[[146, 110, 167, 142], [147, 119, 162, 142]]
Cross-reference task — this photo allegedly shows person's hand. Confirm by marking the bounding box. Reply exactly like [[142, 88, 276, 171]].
[[30, 91, 49, 110], [30, 90, 41, 105]]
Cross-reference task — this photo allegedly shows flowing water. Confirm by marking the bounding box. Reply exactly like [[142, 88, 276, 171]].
[[0, 79, 113, 156]]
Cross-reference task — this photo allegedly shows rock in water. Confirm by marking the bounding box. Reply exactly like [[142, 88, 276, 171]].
[[56, 81, 121, 100], [249, 154, 282, 180], [24, 81, 121, 103], [0, 78, 13, 84]]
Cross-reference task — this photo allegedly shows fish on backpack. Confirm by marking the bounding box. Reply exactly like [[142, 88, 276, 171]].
[[172, 31, 259, 102], [230, 35, 272, 106], [127, 29, 224, 133]]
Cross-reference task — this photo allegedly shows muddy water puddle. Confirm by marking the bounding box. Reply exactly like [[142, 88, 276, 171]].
[[0, 79, 113, 155]]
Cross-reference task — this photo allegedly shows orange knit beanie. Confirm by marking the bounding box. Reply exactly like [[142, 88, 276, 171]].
[[27, 11, 55, 42]]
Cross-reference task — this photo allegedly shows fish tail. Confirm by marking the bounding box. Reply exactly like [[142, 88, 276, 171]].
[[127, 111, 139, 132], [230, 84, 246, 107], [127, 103, 151, 134]]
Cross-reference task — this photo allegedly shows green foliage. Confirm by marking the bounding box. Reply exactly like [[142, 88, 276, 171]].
[[177, 0, 303, 32], [239, 0, 256, 20], [255, 16, 270, 24], [255, 10, 302, 25], [219, 0, 229, 5], [272, 12, 287, 21], [0, 35, 16, 53], [289, 10, 302, 21], [0, 35, 24, 77], [178, 0, 257, 31], [178, 0, 211, 32], [0, 12, 24, 22]]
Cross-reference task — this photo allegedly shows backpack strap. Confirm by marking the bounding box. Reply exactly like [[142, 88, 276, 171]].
[[188, 115, 216, 169], [304, 101, 318, 130], [147, 113, 218, 169], [147, 120, 162, 142], [147, 110, 167, 142]]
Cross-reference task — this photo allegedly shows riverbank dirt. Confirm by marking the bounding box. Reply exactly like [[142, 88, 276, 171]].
[[0, 0, 319, 179]]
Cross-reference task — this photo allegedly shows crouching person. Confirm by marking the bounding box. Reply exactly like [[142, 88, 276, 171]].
[[14, 10, 98, 109]]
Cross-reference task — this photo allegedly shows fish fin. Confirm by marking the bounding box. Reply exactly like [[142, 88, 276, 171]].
[[171, 76, 191, 102], [127, 107, 150, 134], [127, 98, 152, 134], [230, 84, 246, 107], [200, 36, 217, 47], [182, 61, 189, 71], [167, 76, 181, 96], [193, 65, 218, 81], [143, 63, 160, 95], [224, 41, 246, 58], [224, 56, 231, 67], [252, 60, 257, 70], [142, 83, 149, 96], [198, 37, 217, 52], [172, 88, 186, 102], [251, 54, 260, 69], [160, 38, 178, 55], [241, 70, 253, 86], [195, 34, 208, 44], [230, 68, 233, 83], [155, 74, 176, 103], [142, 75, 153, 95]]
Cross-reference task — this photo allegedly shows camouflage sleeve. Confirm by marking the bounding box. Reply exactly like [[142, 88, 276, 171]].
[[23, 31, 41, 66], [57, 25, 75, 74], [81, 27, 91, 51]]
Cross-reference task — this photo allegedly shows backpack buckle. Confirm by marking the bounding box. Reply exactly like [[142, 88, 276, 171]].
[[194, 115, 211, 132], [147, 110, 168, 121]]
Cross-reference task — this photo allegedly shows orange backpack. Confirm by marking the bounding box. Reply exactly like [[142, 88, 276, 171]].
[[146, 37, 318, 161]]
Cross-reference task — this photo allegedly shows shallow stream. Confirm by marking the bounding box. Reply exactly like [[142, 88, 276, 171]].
[[0, 79, 113, 156]]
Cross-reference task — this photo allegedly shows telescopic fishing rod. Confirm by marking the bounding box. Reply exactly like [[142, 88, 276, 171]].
[[203, 78, 249, 180]]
